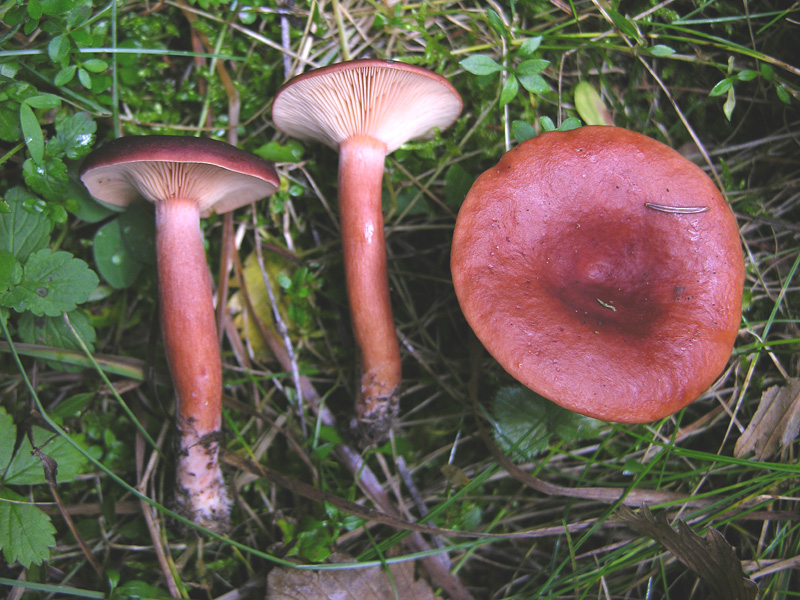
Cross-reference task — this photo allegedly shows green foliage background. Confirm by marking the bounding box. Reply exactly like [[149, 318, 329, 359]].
[[1, 1, 800, 598]]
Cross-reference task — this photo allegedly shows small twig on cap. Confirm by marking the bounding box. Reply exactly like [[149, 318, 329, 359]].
[[645, 202, 710, 214]]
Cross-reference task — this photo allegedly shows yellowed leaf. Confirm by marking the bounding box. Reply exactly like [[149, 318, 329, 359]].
[[440, 464, 470, 487], [735, 378, 800, 460], [267, 554, 438, 600], [573, 81, 615, 126], [228, 250, 291, 358]]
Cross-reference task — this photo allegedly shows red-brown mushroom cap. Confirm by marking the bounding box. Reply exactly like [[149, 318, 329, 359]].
[[80, 135, 279, 217], [271, 59, 462, 153], [451, 126, 744, 423]]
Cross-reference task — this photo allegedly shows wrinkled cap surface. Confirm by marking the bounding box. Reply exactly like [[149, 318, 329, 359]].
[[451, 126, 744, 423], [272, 59, 462, 153], [80, 136, 279, 217]]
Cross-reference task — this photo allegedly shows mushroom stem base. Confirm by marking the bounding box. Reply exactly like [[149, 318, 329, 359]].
[[175, 426, 231, 534], [351, 384, 399, 445]]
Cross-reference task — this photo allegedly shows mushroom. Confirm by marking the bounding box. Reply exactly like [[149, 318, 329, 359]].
[[271, 59, 462, 441], [80, 135, 279, 532], [451, 126, 744, 423]]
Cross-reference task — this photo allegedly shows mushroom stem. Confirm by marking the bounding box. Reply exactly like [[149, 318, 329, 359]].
[[155, 199, 230, 532], [338, 136, 402, 439]]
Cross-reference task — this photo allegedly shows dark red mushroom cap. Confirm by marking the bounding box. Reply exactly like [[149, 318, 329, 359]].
[[451, 126, 744, 423], [80, 135, 279, 217], [271, 59, 462, 153]]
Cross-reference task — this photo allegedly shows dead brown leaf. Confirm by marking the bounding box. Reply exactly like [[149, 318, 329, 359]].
[[616, 506, 757, 600], [266, 554, 439, 600], [735, 378, 800, 460]]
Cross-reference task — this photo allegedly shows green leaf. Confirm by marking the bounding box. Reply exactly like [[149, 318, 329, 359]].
[[110, 580, 171, 600], [444, 163, 474, 209], [2, 438, 41, 486], [65, 2, 91, 28], [558, 116, 582, 131], [0, 250, 23, 294], [709, 78, 733, 97], [775, 84, 791, 104], [511, 120, 537, 143], [54, 64, 77, 86], [0, 488, 56, 568], [70, 28, 93, 48], [18, 309, 97, 361], [294, 525, 333, 563], [1, 248, 99, 317], [47, 34, 71, 64], [550, 406, 603, 443], [238, 7, 257, 24], [77, 67, 91, 89], [93, 218, 144, 289], [499, 75, 519, 106], [492, 386, 603, 462], [460, 55, 504, 76], [3, 426, 89, 485], [40, 0, 73, 16], [606, 8, 642, 42], [23, 18, 39, 35], [517, 36, 542, 57], [486, 9, 507, 38], [518, 73, 549, 94], [254, 139, 304, 163], [0, 407, 15, 470], [27, 0, 43, 19], [0, 107, 22, 141], [67, 178, 118, 223], [24, 94, 61, 110], [736, 69, 758, 82], [118, 202, 156, 266], [49, 393, 94, 423], [516, 62, 550, 94], [3, 5, 25, 27], [277, 273, 292, 290], [516, 58, 549, 76], [0, 188, 53, 262], [46, 203, 68, 225], [539, 116, 556, 132], [19, 103, 44, 164], [22, 156, 69, 201], [492, 386, 551, 460], [52, 112, 96, 159], [760, 64, 774, 82], [648, 44, 675, 57], [317, 424, 343, 445], [116, 40, 143, 67], [82, 59, 109, 73]]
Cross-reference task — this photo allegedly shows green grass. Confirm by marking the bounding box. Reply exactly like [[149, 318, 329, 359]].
[[2, 0, 800, 598]]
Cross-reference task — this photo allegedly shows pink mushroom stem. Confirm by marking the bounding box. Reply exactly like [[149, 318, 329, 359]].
[[155, 198, 230, 531], [338, 136, 402, 430]]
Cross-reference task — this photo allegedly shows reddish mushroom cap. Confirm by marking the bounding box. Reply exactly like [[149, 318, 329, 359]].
[[451, 126, 744, 423], [80, 135, 279, 217], [271, 59, 462, 153]]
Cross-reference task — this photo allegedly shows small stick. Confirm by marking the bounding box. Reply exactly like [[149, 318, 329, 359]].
[[33, 444, 103, 576], [645, 202, 710, 214]]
